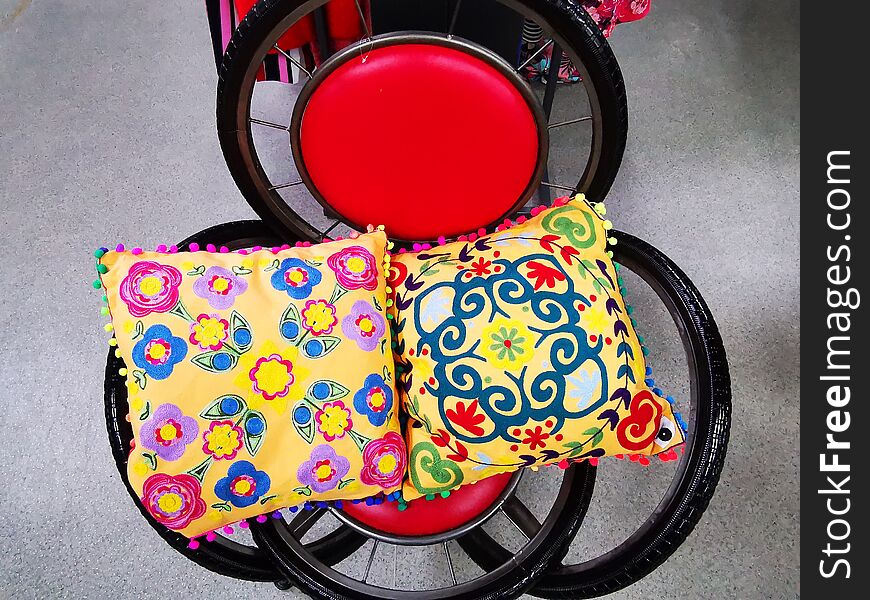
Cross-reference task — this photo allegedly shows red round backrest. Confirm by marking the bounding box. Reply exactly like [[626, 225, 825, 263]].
[[293, 36, 547, 241]]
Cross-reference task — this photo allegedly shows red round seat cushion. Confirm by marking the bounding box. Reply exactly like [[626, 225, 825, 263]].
[[298, 43, 541, 241], [341, 473, 514, 537]]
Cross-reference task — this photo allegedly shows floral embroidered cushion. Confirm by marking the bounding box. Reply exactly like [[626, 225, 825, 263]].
[[388, 196, 684, 501], [95, 233, 404, 539]]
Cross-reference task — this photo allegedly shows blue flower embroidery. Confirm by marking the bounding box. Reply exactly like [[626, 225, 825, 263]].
[[353, 373, 394, 427], [271, 258, 322, 299], [567, 369, 602, 411], [132, 324, 187, 380], [214, 460, 271, 508], [419, 288, 452, 325]]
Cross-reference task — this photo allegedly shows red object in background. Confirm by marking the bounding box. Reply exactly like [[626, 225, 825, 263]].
[[233, 0, 368, 79], [325, 0, 366, 46], [342, 473, 514, 537], [298, 43, 541, 241], [234, 0, 315, 49], [582, 0, 650, 36]]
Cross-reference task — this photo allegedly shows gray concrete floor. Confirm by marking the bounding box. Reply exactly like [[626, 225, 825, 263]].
[[0, 0, 798, 598]]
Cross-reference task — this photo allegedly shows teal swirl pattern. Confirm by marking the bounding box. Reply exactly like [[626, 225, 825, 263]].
[[413, 253, 609, 444]]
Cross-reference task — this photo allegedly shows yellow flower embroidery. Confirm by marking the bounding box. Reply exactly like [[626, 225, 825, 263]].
[[480, 318, 533, 370], [202, 421, 243, 460], [315, 401, 353, 441], [582, 306, 610, 334], [234, 341, 307, 413], [301, 299, 338, 335], [189, 314, 229, 350]]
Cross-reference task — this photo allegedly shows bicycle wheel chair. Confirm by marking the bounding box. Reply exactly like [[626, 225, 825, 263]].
[[104, 0, 730, 597]]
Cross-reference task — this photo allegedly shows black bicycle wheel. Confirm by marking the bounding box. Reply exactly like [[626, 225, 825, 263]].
[[216, 0, 627, 242], [103, 220, 368, 582], [456, 231, 732, 598], [251, 464, 596, 600]]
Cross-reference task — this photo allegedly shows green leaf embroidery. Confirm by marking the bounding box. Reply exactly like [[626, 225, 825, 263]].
[[200, 395, 246, 419], [329, 284, 349, 305], [132, 369, 147, 390], [263, 259, 280, 272], [305, 259, 322, 267], [191, 350, 239, 373], [422, 415, 434, 435], [291, 400, 316, 444], [138, 401, 151, 421], [305, 380, 349, 403], [168, 300, 194, 322], [259, 494, 277, 505], [187, 457, 212, 483], [280, 303, 301, 343], [231, 265, 252, 275], [229, 311, 253, 353], [563, 442, 586, 457], [210, 502, 232, 512], [348, 430, 371, 453], [582, 428, 604, 448], [338, 478, 355, 490], [187, 265, 205, 276], [131, 320, 145, 341], [242, 409, 267, 456], [300, 336, 341, 359], [293, 486, 313, 497], [142, 452, 157, 470], [372, 295, 383, 311]]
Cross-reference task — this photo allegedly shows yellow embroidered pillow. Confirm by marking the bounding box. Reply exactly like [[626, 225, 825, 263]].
[[389, 197, 684, 500], [96, 233, 404, 538]]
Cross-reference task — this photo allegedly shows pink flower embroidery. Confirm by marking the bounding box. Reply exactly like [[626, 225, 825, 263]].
[[359, 432, 406, 490], [119, 261, 182, 317], [327, 246, 379, 291], [141, 473, 206, 531]]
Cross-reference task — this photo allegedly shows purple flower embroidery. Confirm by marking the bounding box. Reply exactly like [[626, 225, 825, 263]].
[[192, 266, 248, 310], [140, 403, 199, 461], [296, 445, 350, 493], [340, 300, 386, 352]]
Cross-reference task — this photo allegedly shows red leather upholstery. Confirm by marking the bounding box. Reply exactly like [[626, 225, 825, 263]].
[[299, 43, 540, 240], [341, 473, 513, 537]]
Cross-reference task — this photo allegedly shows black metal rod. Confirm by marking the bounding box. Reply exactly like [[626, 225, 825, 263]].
[[313, 6, 331, 62], [537, 43, 562, 204]]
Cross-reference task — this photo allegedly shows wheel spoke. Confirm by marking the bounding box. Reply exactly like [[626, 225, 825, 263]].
[[269, 179, 303, 191], [353, 0, 372, 39], [321, 220, 342, 238], [444, 542, 458, 585], [500, 496, 541, 540], [363, 539, 380, 582], [447, 0, 463, 37], [288, 507, 327, 539], [549, 116, 592, 129], [273, 44, 312, 79], [249, 117, 288, 131], [516, 39, 553, 73], [539, 180, 577, 193]]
